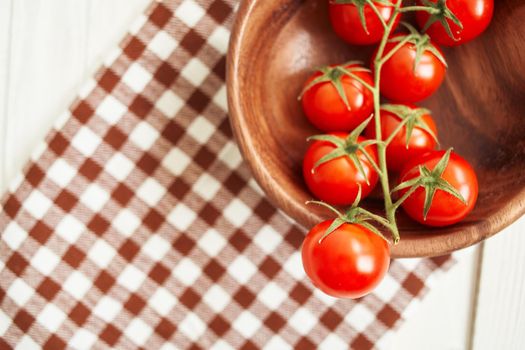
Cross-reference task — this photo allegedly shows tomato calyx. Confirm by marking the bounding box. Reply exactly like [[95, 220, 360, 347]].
[[392, 148, 467, 219], [381, 104, 438, 147], [388, 22, 447, 69], [299, 62, 374, 111], [307, 186, 390, 243], [308, 117, 381, 183], [331, 0, 394, 34], [418, 0, 463, 40]]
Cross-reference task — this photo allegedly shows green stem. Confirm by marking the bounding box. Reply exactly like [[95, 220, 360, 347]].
[[372, 1, 402, 244], [399, 6, 440, 14], [366, 0, 387, 29], [384, 116, 411, 145], [358, 208, 394, 230], [393, 186, 418, 210], [380, 35, 414, 65], [361, 146, 383, 176], [340, 68, 375, 92]]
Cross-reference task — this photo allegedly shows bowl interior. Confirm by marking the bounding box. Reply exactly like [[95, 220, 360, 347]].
[[228, 0, 525, 257]]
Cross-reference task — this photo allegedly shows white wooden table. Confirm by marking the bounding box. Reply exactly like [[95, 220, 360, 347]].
[[0, 1, 523, 349]]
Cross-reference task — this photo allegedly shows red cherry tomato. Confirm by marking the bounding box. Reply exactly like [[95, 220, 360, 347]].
[[372, 35, 446, 103], [365, 105, 438, 172], [302, 220, 390, 299], [301, 63, 374, 132], [303, 133, 378, 205], [416, 0, 494, 46], [329, 0, 401, 45], [398, 150, 478, 226]]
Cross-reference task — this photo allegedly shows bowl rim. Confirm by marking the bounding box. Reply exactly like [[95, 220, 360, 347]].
[[226, 0, 525, 258]]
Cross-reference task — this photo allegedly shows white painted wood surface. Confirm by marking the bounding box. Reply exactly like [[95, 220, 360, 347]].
[[0, 0, 150, 189], [0, 1, 522, 349], [472, 216, 525, 350], [392, 247, 480, 350]]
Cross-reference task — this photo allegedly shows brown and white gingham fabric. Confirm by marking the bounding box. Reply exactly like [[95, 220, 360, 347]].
[[0, 1, 455, 349]]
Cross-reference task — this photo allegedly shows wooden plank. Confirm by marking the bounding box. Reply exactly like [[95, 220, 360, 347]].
[[0, 0, 149, 193], [472, 216, 525, 350], [392, 246, 480, 349], [2, 0, 89, 185], [86, 0, 150, 67], [0, 0, 14, 189], [0, 2, 490, 349]]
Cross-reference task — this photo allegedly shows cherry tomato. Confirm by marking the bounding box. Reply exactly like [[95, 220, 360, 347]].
[[302, 220, 390, 298], [398, 150, 478, 226], [364, 105, 438, 172], [372, 34, 446, 103], [416, 0, 494, 46], [329, 0, 401, 45], [301, 63, 374, 132], [303, 133, 378, 205]]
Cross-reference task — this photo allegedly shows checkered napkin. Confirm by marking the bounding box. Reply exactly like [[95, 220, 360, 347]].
[[0, 1, 455, 349]]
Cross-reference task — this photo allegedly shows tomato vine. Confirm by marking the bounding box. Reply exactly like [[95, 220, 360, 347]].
[[331, 0, 463, 244]]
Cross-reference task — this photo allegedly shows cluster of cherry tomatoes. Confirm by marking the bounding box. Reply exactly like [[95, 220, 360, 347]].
[[300, 0, 493, 299]]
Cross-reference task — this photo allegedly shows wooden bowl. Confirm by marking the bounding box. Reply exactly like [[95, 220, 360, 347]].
[[227, 0, 525, 258]]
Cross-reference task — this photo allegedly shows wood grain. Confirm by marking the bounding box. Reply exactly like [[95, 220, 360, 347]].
[[472, 216, 525, 350], [0, 1, 486, 347], [392, 246, 480, 350], [0, 0, 149, 191], [0, 0, 13, 188], [227, 0, 525, 258]]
